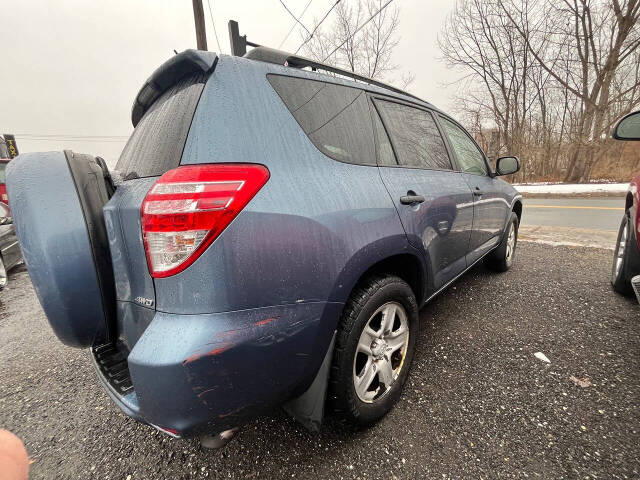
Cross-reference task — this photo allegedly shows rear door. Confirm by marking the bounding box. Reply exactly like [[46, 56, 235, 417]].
[[438, 116, 509, 265], [372, 98, 474, 295], [105, 72, 208, 348]]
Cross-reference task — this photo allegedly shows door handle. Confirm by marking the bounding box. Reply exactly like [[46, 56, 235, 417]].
[[473, 188, 484, 197], [400, 194, 425, 205]]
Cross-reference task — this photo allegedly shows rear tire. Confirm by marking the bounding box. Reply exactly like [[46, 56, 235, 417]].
[[329, 275, 418, 427], [485, 212, 519, 272], [612, 212, 636, 296]]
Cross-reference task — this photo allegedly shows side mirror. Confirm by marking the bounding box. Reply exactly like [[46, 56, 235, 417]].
[[613, 111, 640, 141], [495, 156, 520, 176]]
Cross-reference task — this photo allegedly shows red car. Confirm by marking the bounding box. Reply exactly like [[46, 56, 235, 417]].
[[611, 111, 640, 298], [0, 159, 10, 205]]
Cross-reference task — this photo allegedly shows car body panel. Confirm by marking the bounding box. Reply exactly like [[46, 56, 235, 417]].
[[103, 178, 157, 308], [377, 166, 474, 295], [126, 301, 343, 436], [462, 173, 515, 264], [159, 56, 411, 314]]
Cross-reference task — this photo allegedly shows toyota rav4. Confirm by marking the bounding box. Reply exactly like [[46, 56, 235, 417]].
[[7, 48, 522, 446]]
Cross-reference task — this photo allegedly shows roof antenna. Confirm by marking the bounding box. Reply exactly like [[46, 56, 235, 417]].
[[173, 49, 179, 55]]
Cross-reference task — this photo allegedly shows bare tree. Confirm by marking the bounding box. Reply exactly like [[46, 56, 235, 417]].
[[439, 0, 640, 183], [301, 0, 413, 89]]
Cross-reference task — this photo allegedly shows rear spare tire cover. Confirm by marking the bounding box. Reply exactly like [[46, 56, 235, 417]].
[[6, 151, 116, 347]]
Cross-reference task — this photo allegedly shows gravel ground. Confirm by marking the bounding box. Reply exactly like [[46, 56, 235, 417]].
[[0, 243, 638, 479]]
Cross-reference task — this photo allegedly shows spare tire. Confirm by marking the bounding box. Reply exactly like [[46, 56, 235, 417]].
[[7, 150, 116, 348]]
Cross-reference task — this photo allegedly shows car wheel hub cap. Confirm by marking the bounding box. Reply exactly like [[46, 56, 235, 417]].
[[613, 222, 627, 281], [353, 301, 409, 403], [506, 223, 515, 262]]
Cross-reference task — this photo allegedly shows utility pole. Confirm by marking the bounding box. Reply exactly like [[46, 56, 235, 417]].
[[192, 0, 208, 50]]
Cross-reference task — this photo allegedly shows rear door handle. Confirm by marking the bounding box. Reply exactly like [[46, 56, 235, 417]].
[[400, 195, 425, 205], [473, 188, 484, 197]]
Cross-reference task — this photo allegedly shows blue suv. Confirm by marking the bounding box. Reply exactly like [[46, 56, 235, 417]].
[[7, 48, 522, 445]]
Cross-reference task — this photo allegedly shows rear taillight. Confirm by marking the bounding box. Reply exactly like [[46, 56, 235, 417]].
[[141, 164, 270, 278]]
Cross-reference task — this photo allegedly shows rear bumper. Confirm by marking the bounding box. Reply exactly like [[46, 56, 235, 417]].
[[93, 301, 341, 437]]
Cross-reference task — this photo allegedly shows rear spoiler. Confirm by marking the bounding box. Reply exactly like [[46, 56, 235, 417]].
[[131, 50, 218, 127]]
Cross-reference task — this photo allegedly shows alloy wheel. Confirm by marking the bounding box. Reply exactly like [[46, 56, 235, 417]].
[[505, 222, 516, 266], [613, 221, 628, 283], [353, 301, 410, 403]]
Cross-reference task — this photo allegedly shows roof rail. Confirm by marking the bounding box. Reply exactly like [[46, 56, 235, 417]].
[[244, 46, 430, 107]]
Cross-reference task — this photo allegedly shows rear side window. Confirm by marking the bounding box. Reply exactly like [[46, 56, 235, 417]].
[[375, 100, 452, 170], [268, 75, 376, 165], [116, 73, 207, 179]]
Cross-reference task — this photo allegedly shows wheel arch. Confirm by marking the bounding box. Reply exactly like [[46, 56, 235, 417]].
[[625, 191, 634, 212], [512, 198, 523, 223]]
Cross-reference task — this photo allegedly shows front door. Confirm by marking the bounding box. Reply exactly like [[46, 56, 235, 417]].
[[372, 98, 474, 296], [438, 116, 510, 265]]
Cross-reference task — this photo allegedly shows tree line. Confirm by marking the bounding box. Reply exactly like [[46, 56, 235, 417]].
[[439, 0, 640, 183]]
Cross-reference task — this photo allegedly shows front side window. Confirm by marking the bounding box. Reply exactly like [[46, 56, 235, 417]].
[[440, 117, 488, 175], [375, 100, 452, 170], [267, 75, 376, 165]]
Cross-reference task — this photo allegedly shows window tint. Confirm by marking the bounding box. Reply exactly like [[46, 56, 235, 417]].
[[371, 107, 397, 166], [116, 73, 207, 179], [375, 100, 452, 170], [440, 117, 488, 175], [268, 75, 376, 165]]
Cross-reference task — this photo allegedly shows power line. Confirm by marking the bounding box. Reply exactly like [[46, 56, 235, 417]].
[[205, 0, 223, 54], [322, 0, 393, 62], [294, 0, 342, 55], [279, 0, 312, 38], [278, 0, 313, 49]]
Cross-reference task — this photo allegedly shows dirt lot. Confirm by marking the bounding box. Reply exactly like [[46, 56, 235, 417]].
[[0, 243, 638, 479]]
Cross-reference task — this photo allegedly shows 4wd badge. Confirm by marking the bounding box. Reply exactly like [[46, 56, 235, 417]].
[[135, 296, 154, 308]]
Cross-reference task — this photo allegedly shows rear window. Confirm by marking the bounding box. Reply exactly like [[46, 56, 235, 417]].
[[115, 73, 207, 179], [267, 74, 376, 165]]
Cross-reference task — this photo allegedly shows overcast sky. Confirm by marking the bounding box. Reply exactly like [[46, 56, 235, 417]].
[[0, 0, 460, 166]]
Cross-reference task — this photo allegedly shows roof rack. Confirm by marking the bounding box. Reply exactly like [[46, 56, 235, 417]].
[[243, 46, 430, 107]]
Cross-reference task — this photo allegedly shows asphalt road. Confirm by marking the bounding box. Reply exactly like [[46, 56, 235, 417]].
[[1, 243, 638, 479], [522, 198, 624, 232]]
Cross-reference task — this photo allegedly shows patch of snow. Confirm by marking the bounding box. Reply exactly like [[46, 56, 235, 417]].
[[513, 183, 628, 194]]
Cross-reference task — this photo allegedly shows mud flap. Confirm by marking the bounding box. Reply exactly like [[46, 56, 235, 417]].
[[7, 151, 116, 347], [283, 332, 336, 433]]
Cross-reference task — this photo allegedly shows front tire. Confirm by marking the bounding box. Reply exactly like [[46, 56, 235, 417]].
[[329, 275, 418, 427], [612, 212, 636, 296], [485, 212, 519, 272]]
